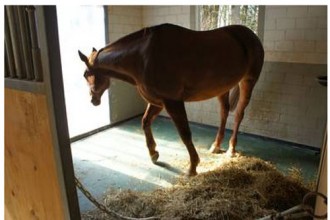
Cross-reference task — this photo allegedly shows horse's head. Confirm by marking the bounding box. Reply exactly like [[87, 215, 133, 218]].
[[78, 48, 110, 106]]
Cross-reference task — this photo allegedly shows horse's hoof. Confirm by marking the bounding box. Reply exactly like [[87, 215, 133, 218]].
[[185, 170, 198, 177], [225, 150, 236, 158], [151, 151, 159, 164], [209, 143, 222, 154], [210, 142, 226, 154]]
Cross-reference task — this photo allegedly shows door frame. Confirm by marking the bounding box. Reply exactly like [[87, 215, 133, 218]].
[[38, 6, 81, 219]]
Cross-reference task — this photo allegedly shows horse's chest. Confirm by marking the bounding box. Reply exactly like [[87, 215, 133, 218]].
[[137, 86, 163, 107]]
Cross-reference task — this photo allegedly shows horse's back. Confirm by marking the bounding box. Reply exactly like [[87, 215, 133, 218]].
[[142, 24, 264, 101], [148, 23, 263, 70]]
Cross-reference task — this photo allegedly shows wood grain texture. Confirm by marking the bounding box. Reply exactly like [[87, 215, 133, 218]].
[[5, 88, 66, 220]]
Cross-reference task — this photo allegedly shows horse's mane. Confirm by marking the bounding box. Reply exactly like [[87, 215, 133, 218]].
[[102, 27, 151, 52]]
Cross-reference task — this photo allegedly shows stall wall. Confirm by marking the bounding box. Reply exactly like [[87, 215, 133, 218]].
[[263, 6, 327, 64], [143, 6, 194, 28], [107, 5, 327, 148], [5, 89, 66, 220], [232, 6, 327, 148]]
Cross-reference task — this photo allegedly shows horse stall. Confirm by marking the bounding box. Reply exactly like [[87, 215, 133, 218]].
[[5, 5, 327, 220]]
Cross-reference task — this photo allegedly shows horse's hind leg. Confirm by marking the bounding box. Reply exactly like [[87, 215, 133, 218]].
[[227, 79, 256, 157], [210, 92, 230, 154], [142, 103, 163, 163], [163, 99, 200, 176]]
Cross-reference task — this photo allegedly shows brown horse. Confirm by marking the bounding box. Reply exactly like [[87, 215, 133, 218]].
[[78, 23, 264, 176]]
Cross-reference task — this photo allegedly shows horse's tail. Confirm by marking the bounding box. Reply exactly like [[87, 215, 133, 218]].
[[229, 85, 240, 112]]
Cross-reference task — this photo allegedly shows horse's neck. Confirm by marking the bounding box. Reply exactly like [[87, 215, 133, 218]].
[[101, 69, 136, 85], [96, 39, 145, 83]]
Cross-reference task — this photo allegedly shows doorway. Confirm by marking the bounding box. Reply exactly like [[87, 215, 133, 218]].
[[57, 6, 110, 138]]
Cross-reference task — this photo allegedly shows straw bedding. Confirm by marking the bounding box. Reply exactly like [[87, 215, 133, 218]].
[[81, 154, 315, 220]]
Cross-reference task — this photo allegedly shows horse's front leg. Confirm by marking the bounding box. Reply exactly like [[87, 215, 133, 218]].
[[142, 103, 163, 163], [163, 99, 200, 176]]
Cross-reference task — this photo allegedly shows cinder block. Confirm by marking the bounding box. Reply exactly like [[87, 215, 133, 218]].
[[113, 23, 124, 33], [259, 92, 282, 104], [284, 71, 304, 85], [317, 18, 327, 29], [264, 30, 285, 41], [304, 29, 327, 41], [279, 104, 306, 116], [249, 100, 281, 112], [304, 52, 327, 64], [265, 71, 286, 82], [169, 6, 181, 15], [181, 6, 190, 13], [315, 41, 327, 53], [283, 84, 309, 96], [251, 90, 264, 101], [110, 15, 120, 23], [262, 41, 274, 51], [293, 41, 315, 52], [278, 123, 300, 137], [157, 7, 168, 16], [275, 41, 294, 51], [264, 19, 276, 30], [276, 93, 303, 105], [178, 14, 189, 24], [296, 18, 318, 29], [247, 109, 277, 122], [165, 15, 178, 23], [308, 6, 327, 17], [265, 7, 287, 18], [276, 18, 296, 30], [285, 29, 304, 40], [286, 6, 308, 17], [280, 113, 306, 126], [306, 105, 327, 118]]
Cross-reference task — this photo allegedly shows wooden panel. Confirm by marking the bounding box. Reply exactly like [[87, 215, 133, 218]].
[[5, 88, 66, 220]]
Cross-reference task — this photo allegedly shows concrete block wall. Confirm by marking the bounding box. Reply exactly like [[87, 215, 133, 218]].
[[107, 6, 147, 123], [143, 6, 193, 28], [235, 62, 327, 147], [263, 6, 327, 64], [245, 6, 327, 147]]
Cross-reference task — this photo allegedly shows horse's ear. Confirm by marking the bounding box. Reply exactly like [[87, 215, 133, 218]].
[[92, 47, 97, 52], [78, 50, 89, 65]]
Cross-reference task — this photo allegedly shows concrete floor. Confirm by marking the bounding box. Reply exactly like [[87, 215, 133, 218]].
[[71, 116, 320, 212]]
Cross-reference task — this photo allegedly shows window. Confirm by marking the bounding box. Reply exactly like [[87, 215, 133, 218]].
[[199, 5, 259, 33]]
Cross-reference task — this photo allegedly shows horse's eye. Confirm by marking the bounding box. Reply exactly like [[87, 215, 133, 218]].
[[84, 71, 88, 78]]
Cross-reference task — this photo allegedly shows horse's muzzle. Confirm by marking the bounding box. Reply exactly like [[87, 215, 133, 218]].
[[91, 98, 101, 106]]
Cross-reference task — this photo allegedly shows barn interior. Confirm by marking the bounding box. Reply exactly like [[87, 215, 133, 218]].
[[5, 5, 327, 220]]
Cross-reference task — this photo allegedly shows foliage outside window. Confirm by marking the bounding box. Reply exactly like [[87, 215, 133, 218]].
[[200, 5, 259, 33]]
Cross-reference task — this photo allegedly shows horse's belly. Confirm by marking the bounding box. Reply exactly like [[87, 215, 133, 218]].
[[183, 86, 230, 102], [137, 86, 164, 107]]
